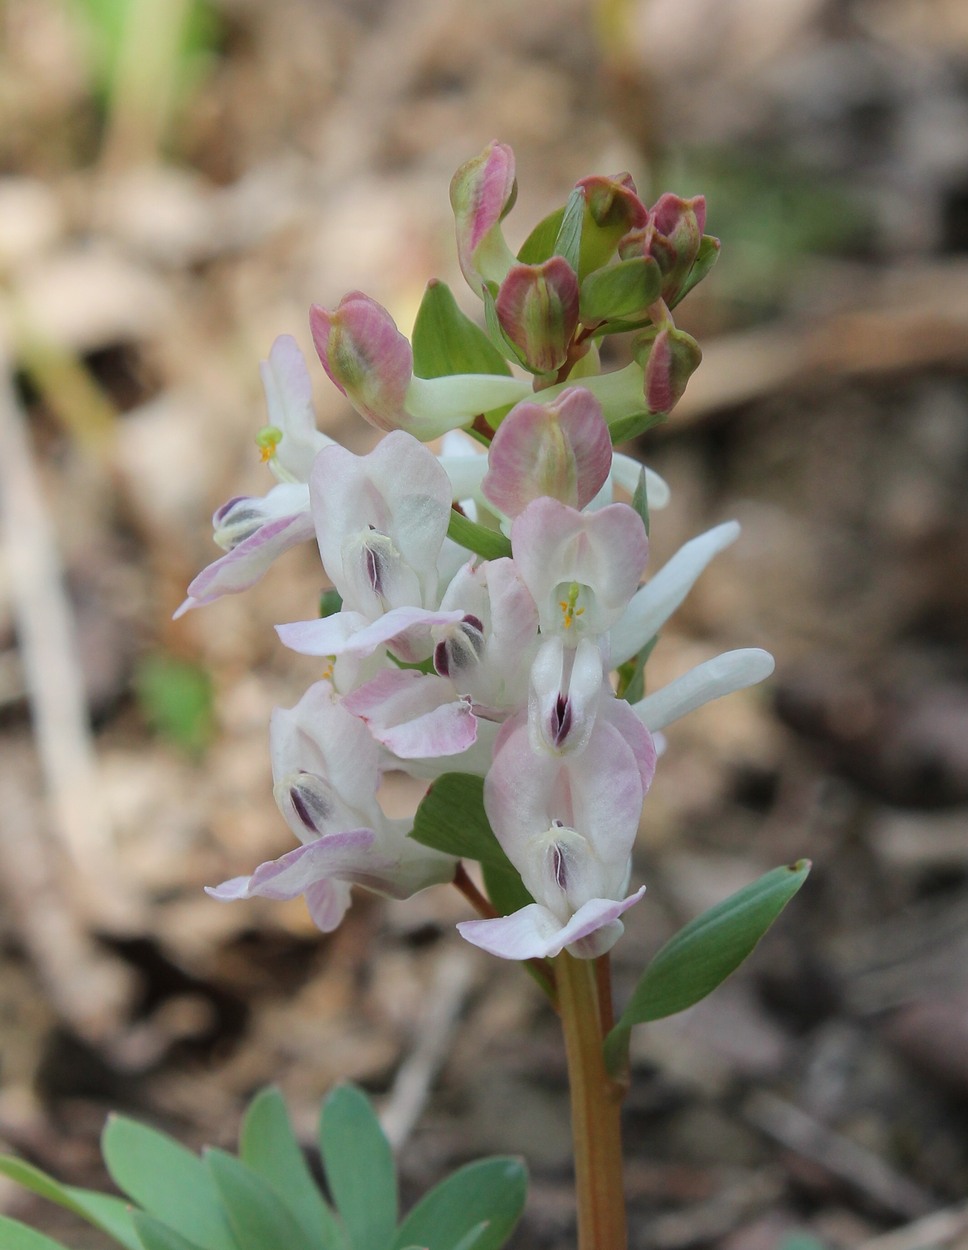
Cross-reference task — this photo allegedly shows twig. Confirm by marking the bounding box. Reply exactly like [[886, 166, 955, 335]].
[[858, 1200, 968, 1250], [0, 742, 133, 1043], [744, 1090, 937, 1221], [379, 948, 476, 1152], [0, 350, 135, 929]]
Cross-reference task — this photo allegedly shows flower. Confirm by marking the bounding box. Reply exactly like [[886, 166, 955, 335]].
[[175, 336, 330, 616], [458, 700, 655, 960], [206, 682, 454, 931]]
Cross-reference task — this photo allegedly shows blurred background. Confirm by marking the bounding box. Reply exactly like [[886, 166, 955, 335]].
[[1, 1, 968, 1247]]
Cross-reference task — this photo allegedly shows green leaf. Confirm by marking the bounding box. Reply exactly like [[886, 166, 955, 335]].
[[132, 1214, 207, 1250], [608, 409, 665, 446], [412, 772, 532, 924], [239, 1087, 346, 1250], [101, 1116, 237, 1250], [412, 281, 511, 380], [0, 1156, 141, 1250], [392, 1158, 526, 1250], [615, 634, 657, 705], [319, 1086, 397, 1250], [604, 861, 811, 1073], [0, 1213, 74, 1250], [446, 511, 512, 561], [482, 859, 533, 918], [668, 234, 721, 308], [517, 206, 565, 264], [552, 190, 583, 273], [319, 588, 343, 619], [451, 1226, 492, 1250], [206, 1149, 320, 1250], [411, 774, 507, 870], [631, 465, 650, 537], [579, 257, 662, 325]]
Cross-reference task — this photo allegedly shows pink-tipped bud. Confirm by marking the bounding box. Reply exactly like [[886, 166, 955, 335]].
[[576, 173, 649, 232], [636, 325, 702, 414], [482, 387, 612, 517], [450, 140, 517, 295], [619, 194, 706, 305], [495, 256, 580, 376], [310, 293, 413, 432]]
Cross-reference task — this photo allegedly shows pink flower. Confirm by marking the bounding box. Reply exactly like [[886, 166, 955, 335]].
[[511, 498, 649, 638], [206, 682, 454, 931], [458, 704, 655, 960], [482, 388, 612, 518]]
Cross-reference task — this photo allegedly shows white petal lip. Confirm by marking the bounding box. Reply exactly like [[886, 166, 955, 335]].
[[528, 635, 604, 755], [206, 829, 379, 902], [343, 669, 478, 759], [610, 520, 741, 667], [633, 648, 775, 730], [457, 888, 645, 960], [174, 508, 316, 617], [276, 606, 465, 658]]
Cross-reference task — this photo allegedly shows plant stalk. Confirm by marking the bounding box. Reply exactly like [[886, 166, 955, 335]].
[[555, 951, 627, 1249]]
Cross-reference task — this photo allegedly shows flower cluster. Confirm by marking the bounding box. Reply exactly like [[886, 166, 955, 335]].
[[182, 142, 773, 962]]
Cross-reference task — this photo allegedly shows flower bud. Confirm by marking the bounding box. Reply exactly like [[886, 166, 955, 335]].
[[634, 325, 703, 414], [482, 387, 611, 517], [573, 173, 649, 276], [450, 140, 517, 295], [310, 293, 412, 431], [577, 172, 649, 232], [494, 256, 579, 375], [619, 194, 706, 305]]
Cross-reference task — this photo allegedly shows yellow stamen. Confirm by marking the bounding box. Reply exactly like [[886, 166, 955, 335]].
[[559, 582, 584, 630], [255, 424, 283, 464]]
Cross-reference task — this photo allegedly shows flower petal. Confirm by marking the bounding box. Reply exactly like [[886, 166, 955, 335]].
[[310, 293, 413, 431], [343, 669, 478, 758], [633, 648, 775, 730], [511, 498, 648, 637], [174, 505, 315, 616], [457, 888, 645, 960], [610, 521, 741, 667], [260, 335, 333, 481], [482, 388, 612, 517]]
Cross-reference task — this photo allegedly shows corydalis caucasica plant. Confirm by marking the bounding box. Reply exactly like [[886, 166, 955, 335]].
[[177, 141, 808, 1250]]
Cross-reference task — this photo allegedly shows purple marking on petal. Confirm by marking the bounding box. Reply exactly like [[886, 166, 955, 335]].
[[552, 843, 568, 890], [551, 694, 572, 747]]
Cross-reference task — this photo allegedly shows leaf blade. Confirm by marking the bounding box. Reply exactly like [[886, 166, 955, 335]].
[[0, 1156, 142, 1250], [605, 861, 811, 1072], [0, 1213, 75, 1250], [319, 1086, 397, 1250], [239, 1087, 345, 1250], [101, 1116, 238, 1250], [392, 1158, 527, 1250], [206, 1148, 321, 1250], [412, 281, 511, 380]]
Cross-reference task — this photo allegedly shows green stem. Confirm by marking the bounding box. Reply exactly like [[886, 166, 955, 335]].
[[555, 951, 627, 1249]]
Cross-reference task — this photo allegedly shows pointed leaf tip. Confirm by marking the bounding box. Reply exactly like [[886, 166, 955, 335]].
[[604, 860, 810, 1073]]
